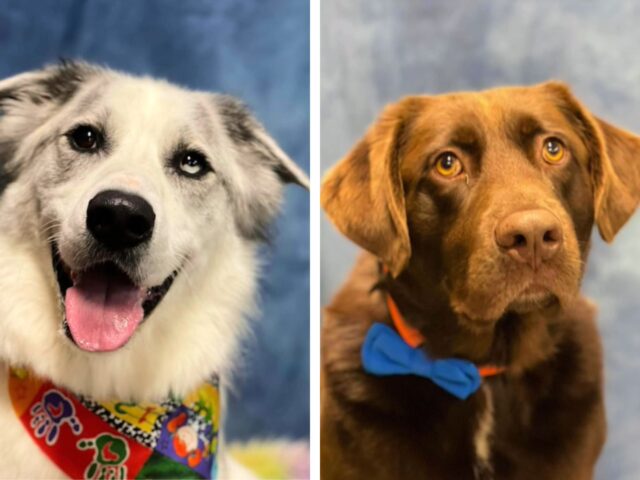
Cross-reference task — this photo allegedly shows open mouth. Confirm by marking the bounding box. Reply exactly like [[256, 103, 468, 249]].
[[52, 246, 178, 353]]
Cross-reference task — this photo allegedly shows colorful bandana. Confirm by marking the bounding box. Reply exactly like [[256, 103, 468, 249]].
[[8, 367, 220, 479]]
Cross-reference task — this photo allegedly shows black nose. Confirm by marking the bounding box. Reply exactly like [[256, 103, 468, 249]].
[[86, 190, 155, 250]]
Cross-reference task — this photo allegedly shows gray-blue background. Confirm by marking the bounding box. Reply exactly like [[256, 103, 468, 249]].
[[0, 0, 309, 441], [322, 1, 640, 478]]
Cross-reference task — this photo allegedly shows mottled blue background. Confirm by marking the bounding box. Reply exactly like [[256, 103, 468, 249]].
[[322, 1, 640, 478], [0, 0, 309, 441]]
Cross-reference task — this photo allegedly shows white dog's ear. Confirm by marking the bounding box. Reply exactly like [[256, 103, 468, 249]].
[[215, 95, 309, 239], [0, 60, 92, 121], [0, 61, 94, 174], [215, 95, 309, 188]]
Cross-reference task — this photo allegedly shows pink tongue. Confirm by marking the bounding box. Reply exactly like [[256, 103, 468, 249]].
[[65, 266, 145, 352]]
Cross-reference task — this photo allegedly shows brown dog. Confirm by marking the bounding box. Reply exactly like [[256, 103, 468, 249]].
[[321, 82, 640, 480]]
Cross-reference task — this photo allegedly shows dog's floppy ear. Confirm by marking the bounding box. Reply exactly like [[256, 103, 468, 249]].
[[0, 61, 93, 167], [544, 82, 640, 242], [322, 98, 421, 276], [590, 118, 640, 241], [216, 95, 309, 189], [214, 95, 309, 240], [0, 60, 91, 121], [0, 61, 93, 192]]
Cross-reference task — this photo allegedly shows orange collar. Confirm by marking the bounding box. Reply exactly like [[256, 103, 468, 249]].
[[385, 295, 506, 378]]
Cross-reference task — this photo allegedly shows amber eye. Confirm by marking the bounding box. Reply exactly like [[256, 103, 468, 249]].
[[435, 152, 463, 178], [542, 138, 565, 164]]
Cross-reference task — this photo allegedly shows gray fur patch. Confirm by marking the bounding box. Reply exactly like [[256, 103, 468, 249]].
[[0, 62, 103, 181], [217, 174, 276, 243], [0, 140, 16, 197], [36, 60, 90, 104], [216, 95, 258, 145], [216, 95, 299, 186], [214, 95, 287, 241], [0, 88, 21, 115], [235, 195, 276, 242], [0, 60, 92, 109]]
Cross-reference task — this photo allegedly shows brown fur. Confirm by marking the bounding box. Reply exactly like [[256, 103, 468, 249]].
[[321, 82, 640, 480]]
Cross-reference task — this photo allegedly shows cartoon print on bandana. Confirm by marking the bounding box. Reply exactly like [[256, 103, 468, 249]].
[[156, 405, 216, 477], [79, 397, 176, 448], [9, 369, 220, 479], [30, 389, 83, 445], [77, 433, 130, 480]]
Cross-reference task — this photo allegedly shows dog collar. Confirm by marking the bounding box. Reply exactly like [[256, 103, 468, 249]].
[[360, 294, 505, 400], [8, 367, 220, 479], [387, 295, 505, 378]]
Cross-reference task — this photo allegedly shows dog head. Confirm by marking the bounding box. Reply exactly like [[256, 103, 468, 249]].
[[322, 83, 640, 329], [0, 62, 307, 397]]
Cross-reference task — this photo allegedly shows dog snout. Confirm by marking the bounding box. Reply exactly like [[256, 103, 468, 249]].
[[86, 190, 155, 250], [495, 209, 563, 269]]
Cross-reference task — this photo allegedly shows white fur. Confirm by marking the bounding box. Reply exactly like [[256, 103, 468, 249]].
[[0, 63, 306, 478], [473, 385, 495, 479]]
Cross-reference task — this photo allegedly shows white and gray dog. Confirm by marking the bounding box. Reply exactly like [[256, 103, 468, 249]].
[[0, 61, 308, 478]]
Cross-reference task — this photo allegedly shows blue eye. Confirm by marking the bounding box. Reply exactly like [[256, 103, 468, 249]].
[[176, 150, 210, 178]]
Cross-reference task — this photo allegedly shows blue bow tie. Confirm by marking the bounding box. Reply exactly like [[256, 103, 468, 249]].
[[361, 323, 482, 400]]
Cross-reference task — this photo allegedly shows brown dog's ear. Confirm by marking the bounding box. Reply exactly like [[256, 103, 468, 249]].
[[321, 98, 422, 276], [590, 118, 640, 241], [543, 82, 640, 242]]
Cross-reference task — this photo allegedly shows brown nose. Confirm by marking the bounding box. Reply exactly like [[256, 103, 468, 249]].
[[495, 209, 563, 269]]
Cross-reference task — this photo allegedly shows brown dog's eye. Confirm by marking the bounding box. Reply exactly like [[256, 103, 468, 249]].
[[542, 138, 565, 164], [435, 152, 463, 178]]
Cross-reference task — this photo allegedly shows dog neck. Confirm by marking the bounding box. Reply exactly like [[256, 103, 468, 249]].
[[384, 266, 564, 373]]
